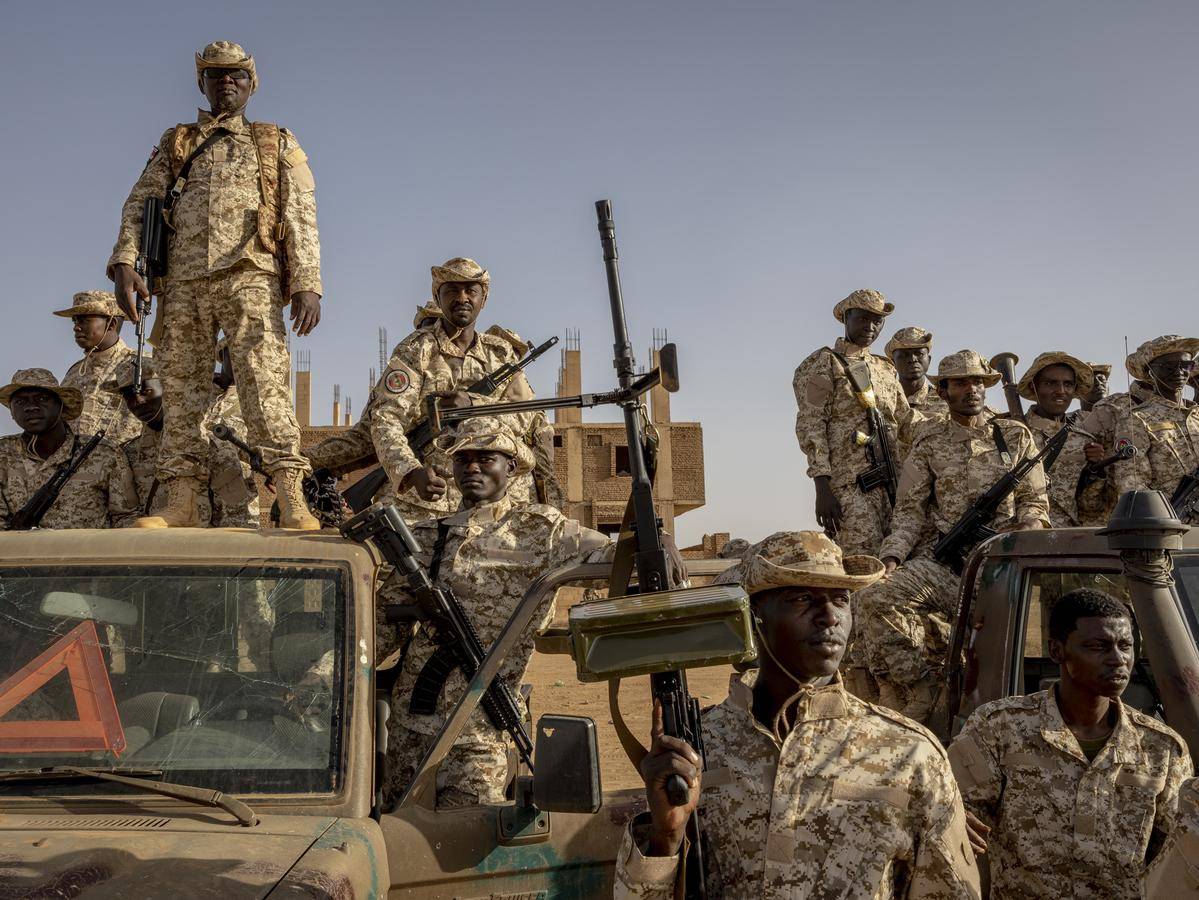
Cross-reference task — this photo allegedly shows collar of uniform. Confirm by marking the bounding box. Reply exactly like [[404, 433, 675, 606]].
[[833, 337, 869, 359], [909, 382, 931, 404], [23, 426, 76, 463], [1026, 407, 1065, 430], [1130, 381, 1154, 405], [945, 414, 993, 442], [80, 337, 131, 374], [196, 109, 250, 136], [446, 492, 514, 528], [434, 320, 483, 362], [1139, 393, 1197, 415], [727, 668, 850, 730], [1039, 685, 1135, 767]]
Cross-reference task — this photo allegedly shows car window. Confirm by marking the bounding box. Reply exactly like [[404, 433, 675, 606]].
[[0, 565, 346, 795]]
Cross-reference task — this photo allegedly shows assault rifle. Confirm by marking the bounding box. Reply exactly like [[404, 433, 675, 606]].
[[1172, 465, 1199, 521], [934, 422, 1073, 574], [210, 422, 267, 479], [1077, 441, 1137, 492], [853, 404, 898, 507], [340, 503, 534, 770], [6, 432, 105, 530], [322, 335, 560, 519], [133, 197, 166, 394]]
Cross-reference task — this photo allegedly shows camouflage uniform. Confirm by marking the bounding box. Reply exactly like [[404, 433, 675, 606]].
[[0, 428, 139, 530], [614, 670, 979, 899], [54, 292, 142, 445], [370, 270, 556, 525], [107, 43, 317, 485], [885, 326, 947, 423], [1023, 407, 1080, 526], [380, 423, 609, 807], [855, 352, 1050, 714], [906, 381, 948, 419], [1113, 394, 1199, 522], [1144, 777, 1199, 897], [949, 689, 1192, 899], [794, 305, 913, 556]]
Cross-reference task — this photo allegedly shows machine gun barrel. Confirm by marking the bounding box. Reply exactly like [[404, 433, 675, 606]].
[[210, 422, 267, 478], [132, 197, 165, 394]]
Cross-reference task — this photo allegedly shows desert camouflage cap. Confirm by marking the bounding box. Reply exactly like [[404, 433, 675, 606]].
[[413, 300, 443, 330], [1087, 362, 1112, 378], [195, 41, 258, 93], [0, 368, 83, 421], [929, 349, 1002, 388], [431, 258, 490, 299], [52, 290, 124, 320], [1017, 351, 1093, 401], [833, 288, 894, 323], [435, 415, 534, 476], [713, 530, 885, 593], [1127, 335, 1199, 381], [884, 326, 934, 359]]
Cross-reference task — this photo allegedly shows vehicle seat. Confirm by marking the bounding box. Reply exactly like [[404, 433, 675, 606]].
[[119, 691, 199, 755]]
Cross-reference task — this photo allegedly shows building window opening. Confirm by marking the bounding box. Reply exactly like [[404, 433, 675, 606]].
[[614, 445, 631, 476]]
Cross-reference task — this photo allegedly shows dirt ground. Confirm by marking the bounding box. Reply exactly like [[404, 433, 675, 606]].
[[525, 651, 734, 792]]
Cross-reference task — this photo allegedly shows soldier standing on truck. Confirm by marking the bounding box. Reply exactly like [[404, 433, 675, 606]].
[[854, 351, 1049, 723], [885, 326, 947, 421], [107, 40, 322, 531], [0, 369, 139, 529], [55, 291, 142, 445], [113, 358, 257, 527], [793, 289, 913, 555], [377, 417, 622, 809], [1011, 351, 1092, 526], [614, 531, 980, 900], [1113, 335, 1199, 524], [369, 257, 560, 525], [949, 588, 1192, 899]]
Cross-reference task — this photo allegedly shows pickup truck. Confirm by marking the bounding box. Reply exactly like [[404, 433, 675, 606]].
[[0, 492, 1194, 897]]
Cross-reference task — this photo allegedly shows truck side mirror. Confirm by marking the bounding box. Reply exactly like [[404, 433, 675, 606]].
[[659, 343, 679, 393], [532, 714, 602, 813]]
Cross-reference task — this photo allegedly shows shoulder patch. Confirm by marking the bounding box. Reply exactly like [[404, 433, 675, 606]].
[[970, 692, 1043, 722], [384, 369, 411, 395]]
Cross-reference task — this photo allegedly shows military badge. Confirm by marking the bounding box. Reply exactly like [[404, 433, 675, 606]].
[[385, 369, 411, 394]]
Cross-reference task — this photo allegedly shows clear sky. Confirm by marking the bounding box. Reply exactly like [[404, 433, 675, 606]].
[[1, 1, 1195, 544]]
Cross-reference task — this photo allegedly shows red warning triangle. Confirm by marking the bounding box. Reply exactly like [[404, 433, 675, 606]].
[[0, 619, 126, 755]]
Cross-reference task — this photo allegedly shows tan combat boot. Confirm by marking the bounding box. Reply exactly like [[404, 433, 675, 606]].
[[135, 477, 201, 528], [274, 469, 321, 531]]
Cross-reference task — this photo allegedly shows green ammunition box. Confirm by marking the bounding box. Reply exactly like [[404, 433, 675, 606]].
[[567, 583, 757, 682]]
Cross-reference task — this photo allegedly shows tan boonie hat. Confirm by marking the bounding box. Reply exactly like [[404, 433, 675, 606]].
[[929, 349, 1002, 388], [52, 290, 124, 321], [431, 258, 490, 299], [1017, 352, 1093, 402], [0, 368, 83, 421], [435, 415, 534, 476], [413, 301, 443, 330], [196, 41, 258, 93], [833, 288, 894, 323], [884, 326, 933, 359], [1087, 362, 1112, 378], [713, 530, 885, 593], [1127, 335, 1199, 381]]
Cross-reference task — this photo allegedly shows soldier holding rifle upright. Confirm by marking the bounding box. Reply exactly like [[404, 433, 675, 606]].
[[793, 289, 912, 555], [614, 531, 980, 900], [107, 41, 322, 530], [853, 351, 1049, 724]]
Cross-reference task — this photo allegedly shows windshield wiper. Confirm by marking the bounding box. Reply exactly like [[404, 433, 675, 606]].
[[0, 766, 258, 827]]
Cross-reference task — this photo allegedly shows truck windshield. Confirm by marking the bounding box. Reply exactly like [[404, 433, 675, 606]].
[[0, 565, 345, 795]]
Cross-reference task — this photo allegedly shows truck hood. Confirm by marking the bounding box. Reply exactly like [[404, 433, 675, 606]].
[[0, 812, 336, 898]]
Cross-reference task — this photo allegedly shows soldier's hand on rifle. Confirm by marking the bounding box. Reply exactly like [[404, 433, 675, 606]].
[[290, 291, 322, 336], [1083, 442, 1105, 465], [432, 390, 473, 410], [402, 465, 448, 501], [814, 476, 843, 536], [112, 263, 149, 322], [640, 698, 701, 857]]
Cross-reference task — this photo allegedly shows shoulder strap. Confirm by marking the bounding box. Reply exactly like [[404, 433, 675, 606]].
[[826, 347, 877, 414], [163, 127, 231, 221], [429, 521, 451, 584], [991, 421, 1012, 466]]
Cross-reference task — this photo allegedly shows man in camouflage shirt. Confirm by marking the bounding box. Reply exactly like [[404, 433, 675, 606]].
[[885, 326, 947, 421], [950, 588, 1191, 899], [379, 416, 615, 809], [1144, 776, 1199, 897], [1081, 362, 1111, 413], [369, 258, 559, 526], [1112, 335, 1199, 524], [114, 359, 257, 527], [55, 291, 142, 445], [614, 530, 979, 900], [107, 41, 321, 530], [794, 289, 913, 556], [854, 351, 1049, 724], [0, 369, 138, 529], [1012, 351, 1092, 526]]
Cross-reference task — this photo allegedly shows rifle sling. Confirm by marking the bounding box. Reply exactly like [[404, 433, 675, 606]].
[[1040, 414, 1075, 472], [408, 521, 456, 716], [991, 420, 1011, 466], [163, 128, 231, 220]]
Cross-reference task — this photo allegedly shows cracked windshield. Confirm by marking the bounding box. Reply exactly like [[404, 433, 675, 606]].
[[0, 565, 345, 793]]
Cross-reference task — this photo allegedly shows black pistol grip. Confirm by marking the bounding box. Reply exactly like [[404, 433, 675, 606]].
[[409, 645, 459, 716]]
